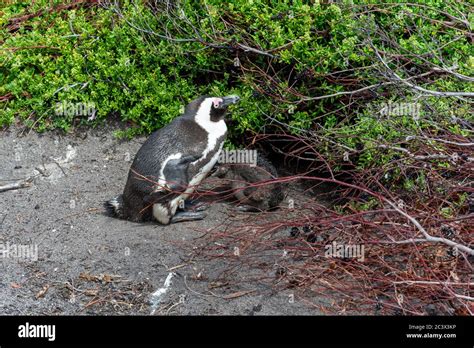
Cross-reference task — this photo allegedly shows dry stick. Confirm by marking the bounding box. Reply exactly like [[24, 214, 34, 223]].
[[377, 144, 474, 162], [432, 65, 474, 83], [7, 0, 98, 26], [406, 136, 474, 147], [393, 280, 473, 286], [0, 177, 33, 193], [298, 70, 437, 102], [455, 294, 474, 301], [382, 198, 474, 256], [236, 43, 276, 58], [373, 45, 474, 98], [278, 175, 474, 256]]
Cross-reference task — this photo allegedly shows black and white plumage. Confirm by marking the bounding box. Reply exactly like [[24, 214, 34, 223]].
[[105, 95, 240, 224]]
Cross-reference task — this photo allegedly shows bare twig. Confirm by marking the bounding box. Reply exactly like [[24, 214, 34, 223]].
[[0, 177, 34, 193]]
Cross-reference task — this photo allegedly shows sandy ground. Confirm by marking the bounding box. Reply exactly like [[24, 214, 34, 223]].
[[0, 125, 323, 315]]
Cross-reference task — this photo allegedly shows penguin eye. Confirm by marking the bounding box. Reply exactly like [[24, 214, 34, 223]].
[[212, 98, 223, 108]]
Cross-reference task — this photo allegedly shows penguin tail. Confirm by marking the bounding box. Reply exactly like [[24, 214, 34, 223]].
[[104, 194, 124, 218]]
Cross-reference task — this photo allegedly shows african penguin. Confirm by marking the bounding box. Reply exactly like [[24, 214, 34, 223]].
[[105, 95, 240, 224], [212, 152, 284, 212]]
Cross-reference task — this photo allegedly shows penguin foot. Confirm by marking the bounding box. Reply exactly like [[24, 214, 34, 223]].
[[171, 211, 207, 223], [184, 200, 210, 212]]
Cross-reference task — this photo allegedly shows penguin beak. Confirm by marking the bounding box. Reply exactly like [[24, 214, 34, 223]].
[[216, 95, 240, 109]]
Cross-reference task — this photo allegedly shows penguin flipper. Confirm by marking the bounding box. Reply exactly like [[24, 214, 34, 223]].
[[162, 154, 200, 191], [143, 154, 200, 205]]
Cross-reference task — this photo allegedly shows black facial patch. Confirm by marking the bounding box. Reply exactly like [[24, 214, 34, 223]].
[[210, 104, 227, 122]]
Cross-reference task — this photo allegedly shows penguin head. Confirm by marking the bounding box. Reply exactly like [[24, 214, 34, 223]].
[[210, 95, 240, 121], [187, 95, 240, 123]]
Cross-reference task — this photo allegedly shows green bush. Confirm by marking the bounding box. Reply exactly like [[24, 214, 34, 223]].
[[1, 0, 472, 165]]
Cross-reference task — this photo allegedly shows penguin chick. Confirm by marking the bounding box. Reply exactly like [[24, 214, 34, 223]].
[[214, 152, 284, 211], [105, 95, 240, 224]]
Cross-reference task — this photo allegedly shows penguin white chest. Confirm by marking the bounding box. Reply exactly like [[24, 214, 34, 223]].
[[192, 105, 227, 182], [178, 118, 227, 196]]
